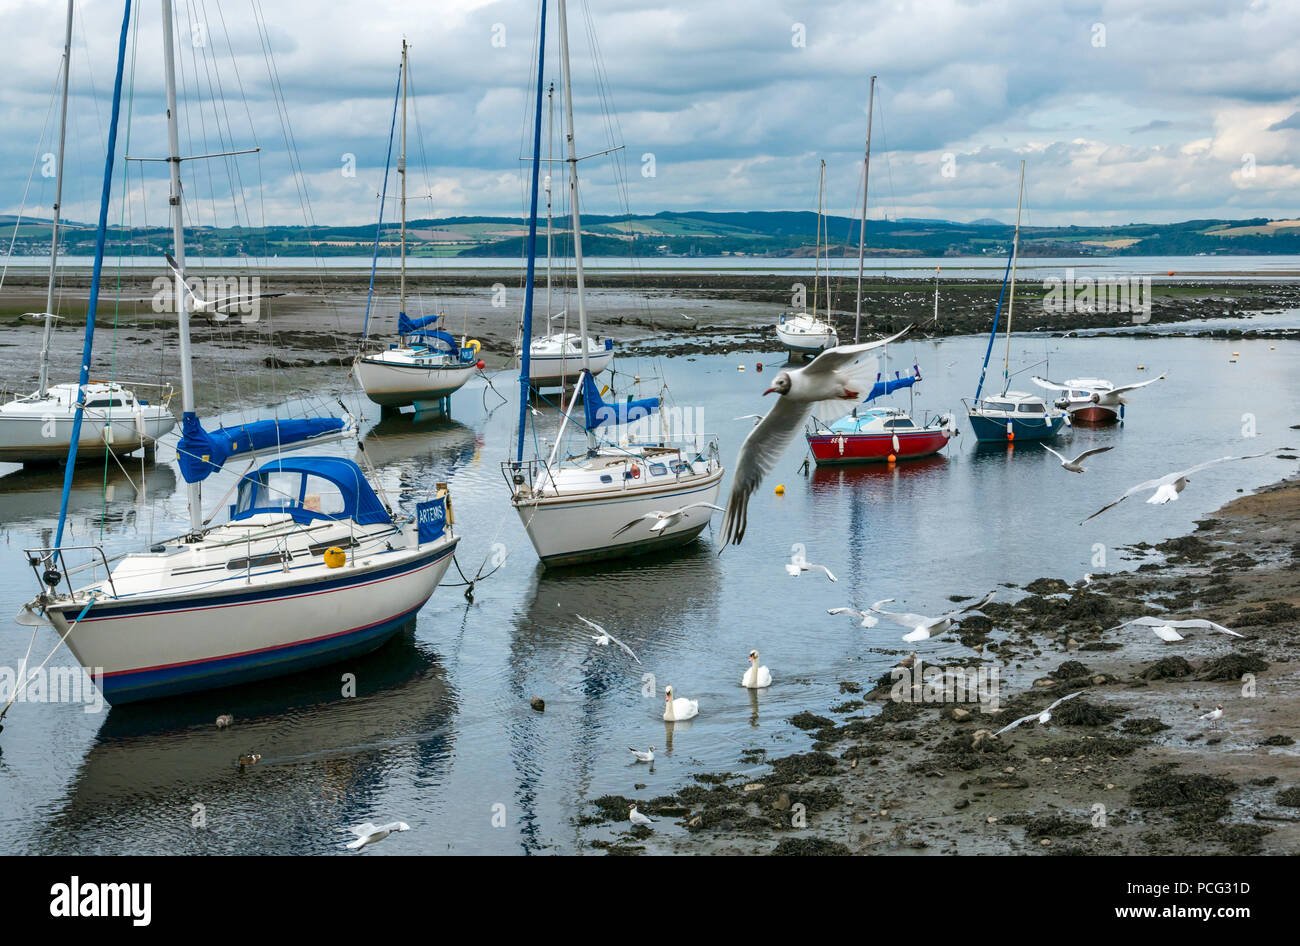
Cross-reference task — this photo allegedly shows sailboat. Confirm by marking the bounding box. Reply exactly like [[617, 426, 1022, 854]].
[[354, 41, 481, 412], [504, 0, 723, 567], [20, 1, 460, 705], [0, 0, 174, 465], [805, 78, 957, 466], [516, 83, 614, 389], [775, 160, 838, 356], [963, 161, 1064, 443]]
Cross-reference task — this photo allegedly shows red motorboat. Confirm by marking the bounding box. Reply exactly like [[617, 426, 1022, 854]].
[[807, 407, 958, 465]]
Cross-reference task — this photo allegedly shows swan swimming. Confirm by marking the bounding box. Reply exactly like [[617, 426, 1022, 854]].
[[663, 684, 699, 721], [742, 650, 772, 688]]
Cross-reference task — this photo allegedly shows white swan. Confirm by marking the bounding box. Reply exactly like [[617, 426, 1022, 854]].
[[663, 684, 699, 721], [742, 650, 772, 689]]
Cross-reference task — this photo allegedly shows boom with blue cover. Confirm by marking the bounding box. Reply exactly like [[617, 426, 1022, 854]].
[[178, 412, 347, 483], [862, 364, 921, 404], [581, 371, 659, 430]]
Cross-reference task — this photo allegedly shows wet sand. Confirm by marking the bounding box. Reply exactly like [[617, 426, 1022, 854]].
[[581, 476, 1300, 855]]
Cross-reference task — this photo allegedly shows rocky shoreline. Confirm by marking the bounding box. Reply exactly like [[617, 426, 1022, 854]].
[[579, 476, 1300, 855]]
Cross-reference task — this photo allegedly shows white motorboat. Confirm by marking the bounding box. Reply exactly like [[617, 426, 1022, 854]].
[[505, 0, 724, 567]]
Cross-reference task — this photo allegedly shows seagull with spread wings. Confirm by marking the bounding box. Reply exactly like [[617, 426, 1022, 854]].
[[1107, 615, 1245, 642], [1041, 444, 1113, 473], [611, 502, 724, 539], [577, 615, 641, 663], [866, 591, 997, 643], [994, 691, 1085, 736], [719, 326, 913, 546], [1033, 373, 1165, 409], [1081, 452, 1274, 523]]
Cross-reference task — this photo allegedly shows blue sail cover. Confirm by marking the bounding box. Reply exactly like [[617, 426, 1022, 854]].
[[862, 365, 921, 405], [397, 313, 456, 351], [582, 372, 659, 430], [178, 411, 347, 484]]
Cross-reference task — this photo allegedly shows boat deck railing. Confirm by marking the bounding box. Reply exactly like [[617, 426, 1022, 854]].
[[24, 545, 119, 600]]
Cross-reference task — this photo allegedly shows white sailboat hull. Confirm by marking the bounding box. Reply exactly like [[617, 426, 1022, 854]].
[[524, 348, 614, 387], [775, 315, 838, 355], [513, 465, 724, 567], [0, 386, 175, 463], [354, 352, 475, 408]]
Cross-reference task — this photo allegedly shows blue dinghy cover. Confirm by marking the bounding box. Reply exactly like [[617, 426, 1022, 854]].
[[581, 372, 659, 430], [178, 412, 346, 483]]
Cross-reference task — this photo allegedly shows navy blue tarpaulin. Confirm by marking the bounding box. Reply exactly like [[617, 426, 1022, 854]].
[[416, 497, 447, 542]]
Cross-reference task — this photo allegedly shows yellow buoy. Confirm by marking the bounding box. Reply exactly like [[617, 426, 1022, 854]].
[[323, 547, 346, 569], [738, 365, 745, 372], [774, 484, 785, 495], [1137, 365, 1145, 370], [1232, 351, 1240, 357]]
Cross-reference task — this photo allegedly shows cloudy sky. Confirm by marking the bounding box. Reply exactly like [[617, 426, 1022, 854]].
[[2, 0, 1298, 229]]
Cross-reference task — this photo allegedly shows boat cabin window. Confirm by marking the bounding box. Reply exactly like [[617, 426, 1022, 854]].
[[599, 474, 613, 484], [883, 418, 913, 428], [669, 460, 688, 474], [985, 400, 1014, 413], [234, 471, 345, 519], [649, 463, 667, 476], [86, 398, 125, 408], [1016, 402, 1045, 413]]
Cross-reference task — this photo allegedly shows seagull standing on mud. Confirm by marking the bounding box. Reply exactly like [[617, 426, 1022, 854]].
[[1081, 452, 1274, 522], [628, 805, 654, 827], [1199, 704, 1224, 729], [720, 326, 913, 546]]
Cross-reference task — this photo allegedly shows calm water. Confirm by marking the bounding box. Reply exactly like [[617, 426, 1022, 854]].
[[6, 254, 1300, 281], [0, 332, 1296, 854]]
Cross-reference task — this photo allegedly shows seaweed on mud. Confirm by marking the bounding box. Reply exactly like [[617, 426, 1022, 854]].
[[1041, 734, 1146, 758], [1062, 592, 1120, 626], [769, 751, 838, 781], [831, 700, 865, 714], [1025, 578, 1070, 595], [1235, 601, 1300, 626], [1277, 787, 1300, 808], [1052, 698, 1123, 726], [1053, 660, 1092, 680], [1259, 734, 1295, 746], [1002, 813, 1090, 838], [930, 730, 1011, 770], [1130, 772, 1237, 823], [789, 711, 834, 731], [1121, 716, 1172, 735], [1156, 535, 1214, 562], [838, 681, 862, 694], [1139, 655, 1194, 680], [1196, 653, 1268, 681], [685, 806, 770, 833], [770, 837, 851, 856], [589, 839, 645, 855], [878, 699, 922, 723]]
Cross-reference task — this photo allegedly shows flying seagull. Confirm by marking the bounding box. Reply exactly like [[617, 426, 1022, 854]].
[[1107, 615, 1245, 642], [577, 615, 641, 664], [611, 502, 724, 538], [1033, 373, 1166, 408], [346, 821, 410, 851], [164, 252, 283, 319], [720, 326, 913, 546], [786, 559, 837, 581], [1041, 444, 1113, 473], [1081, 452, 1274, 523], [733, 414, 764, 426], [994, 691, 1085, 736], [866, 591, 996, 642], [827, 606, 876, 627]]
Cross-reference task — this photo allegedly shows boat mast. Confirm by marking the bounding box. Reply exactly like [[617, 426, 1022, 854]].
[[813, 159, 824, 319], [853, 75, 875, 344], [514, 0, 548, 463], [398, 39, 408, 338], [1001, 159, 1025, 393], [161, 0, 203, 537], [555, 0, 595, 447], [545, 82, 554, 337], [37, 0, 75, 398]]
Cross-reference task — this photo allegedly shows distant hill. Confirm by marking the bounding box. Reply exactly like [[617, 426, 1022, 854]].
[[5, 211, 1300, 258]]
